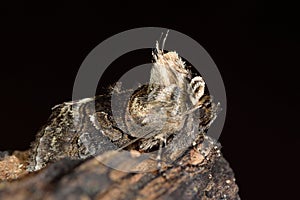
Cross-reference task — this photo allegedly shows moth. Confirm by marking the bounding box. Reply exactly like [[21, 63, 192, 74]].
[[120, 32, 217, 166], [27, 32, 218, 171]]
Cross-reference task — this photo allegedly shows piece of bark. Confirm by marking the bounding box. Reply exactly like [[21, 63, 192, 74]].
[[0, 153, 28, 181], [0, 140, 239, 200]]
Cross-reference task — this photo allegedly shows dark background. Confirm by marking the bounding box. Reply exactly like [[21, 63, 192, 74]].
[[0, 1, 299, 199]]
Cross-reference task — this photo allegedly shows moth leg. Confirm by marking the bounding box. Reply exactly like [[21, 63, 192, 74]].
[[155, 136, 167, 172]]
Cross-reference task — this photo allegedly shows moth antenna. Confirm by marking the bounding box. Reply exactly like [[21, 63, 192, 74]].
[[161, 30, 169, 53], [156, 32, 164, 52], [158, 32, 163, 45], [155, 41, 160, 54]]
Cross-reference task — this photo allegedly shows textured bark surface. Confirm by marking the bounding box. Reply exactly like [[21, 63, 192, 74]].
[[0, 143, 239, 200]]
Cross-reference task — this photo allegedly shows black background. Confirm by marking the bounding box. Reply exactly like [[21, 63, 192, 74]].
[[1, 1, 299, 199]]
